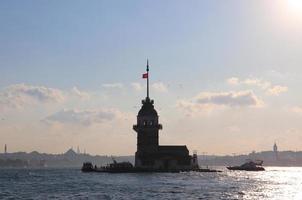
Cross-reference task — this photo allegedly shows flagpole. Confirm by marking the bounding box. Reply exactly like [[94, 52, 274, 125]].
[[147, 59, 149, 99]]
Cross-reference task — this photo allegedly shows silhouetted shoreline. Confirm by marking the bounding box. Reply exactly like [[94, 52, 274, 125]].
[[1, 149, 302, 168]]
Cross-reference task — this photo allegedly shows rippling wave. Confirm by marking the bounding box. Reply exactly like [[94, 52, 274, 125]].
[[0, 167, 302, 199]]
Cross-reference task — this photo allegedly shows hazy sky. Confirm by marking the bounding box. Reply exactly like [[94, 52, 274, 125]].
[[1, 0, 302, 155]]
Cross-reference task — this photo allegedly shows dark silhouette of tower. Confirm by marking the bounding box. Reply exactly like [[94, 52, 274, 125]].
[[133, 61, 196, 170], [136, 99, 161, 150], [4, 144, 7, 154], [133, 61, 162, 166]]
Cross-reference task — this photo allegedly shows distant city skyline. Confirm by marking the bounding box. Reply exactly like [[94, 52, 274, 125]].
[[1, 0, 302, 155], [0, 141, 282, 156]]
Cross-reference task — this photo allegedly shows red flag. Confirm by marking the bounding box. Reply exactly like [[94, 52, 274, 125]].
[[142, 73, 148, 79]]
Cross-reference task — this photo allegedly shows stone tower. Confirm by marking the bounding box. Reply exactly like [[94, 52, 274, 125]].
[[133, 61, 162, 167], [133, 97, 163, 167], [132, 61, 194, 171]]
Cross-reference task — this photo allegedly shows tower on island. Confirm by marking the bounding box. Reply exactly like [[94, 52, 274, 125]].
[[133, 61, 198, 170]]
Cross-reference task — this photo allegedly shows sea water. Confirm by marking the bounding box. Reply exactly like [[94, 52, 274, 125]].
[[0, 167, 301, 199]]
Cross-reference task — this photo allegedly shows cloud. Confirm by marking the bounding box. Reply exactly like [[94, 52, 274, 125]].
[[226, 125, 241, 133], [71, 87, 90, 100], [0, 83, 65, 110], [152, 82, 168, 93], [102, 83, 124, 89], [10, 83, 64, 102], [242, 78, 271, 89], [266, 85, 288, 96], [177, 90, 263, 114], [227, 77, 239, 85], [196, 91, 263, 107], [227, 77, 271, 89], [131, 82, 143, 91], [0, 84, 95, 112], [131, 82, 168, 93], [226, 77, 287, 96], [44, 108, 121, 125], [176, 100, 217, 114], [290, 106, 302, 114]]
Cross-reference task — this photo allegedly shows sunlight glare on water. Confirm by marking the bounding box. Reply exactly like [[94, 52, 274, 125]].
[[226, 167, 302, 200]]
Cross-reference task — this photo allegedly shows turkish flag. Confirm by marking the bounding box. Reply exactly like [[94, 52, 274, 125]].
[[142, 73, 148, 79]]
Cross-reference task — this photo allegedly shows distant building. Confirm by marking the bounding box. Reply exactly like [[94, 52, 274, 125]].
[[4, 144, 7, 154], [65, 148, 77, 157], [133, 61, 198, 170], [273, 142, 278, 161], [77, 146, 80, 154]]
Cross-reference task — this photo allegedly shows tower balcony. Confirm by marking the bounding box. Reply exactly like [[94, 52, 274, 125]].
[[133, 124, 162, 132]]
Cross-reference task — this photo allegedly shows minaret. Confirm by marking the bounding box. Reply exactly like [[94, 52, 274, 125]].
[[4, 144, 7, 154], [273, 142, 278, 161], [133, 60, 162, 168]]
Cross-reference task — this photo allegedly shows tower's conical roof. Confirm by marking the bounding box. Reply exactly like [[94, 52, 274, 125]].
[[137, 60, 158, 117], [138, 97, 158, 117]]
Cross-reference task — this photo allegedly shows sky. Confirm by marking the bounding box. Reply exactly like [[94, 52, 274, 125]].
[[1, 0, 302, 155]]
